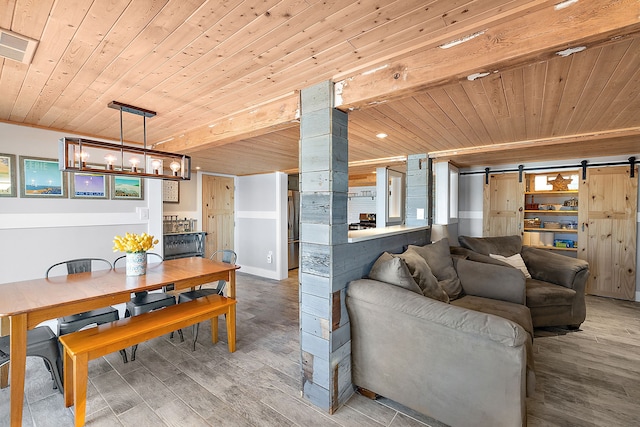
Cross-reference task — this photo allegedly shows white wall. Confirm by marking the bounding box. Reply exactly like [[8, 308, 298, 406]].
[[0, 122, 162, 284], [456, 155, 640, 299], [163, 176, 199, 225], [235, 172, 288, 280], [347, 186, 376, 224], [1, 122, 291, 292]]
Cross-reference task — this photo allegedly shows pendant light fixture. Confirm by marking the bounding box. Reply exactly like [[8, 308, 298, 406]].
[[58, 101, 191, 180]]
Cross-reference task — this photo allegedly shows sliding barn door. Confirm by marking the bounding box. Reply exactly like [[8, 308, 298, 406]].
[[202, 175, 234, 258], [578, 166, 637, 300], [483, 172, 524, 237]]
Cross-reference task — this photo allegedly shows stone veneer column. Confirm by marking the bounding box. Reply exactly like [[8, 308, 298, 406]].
[[405, 154, 429, 227], [299, 81, 352, 412]]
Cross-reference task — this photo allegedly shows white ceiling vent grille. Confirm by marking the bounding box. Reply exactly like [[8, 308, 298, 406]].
[[0, 29, 38, 64]]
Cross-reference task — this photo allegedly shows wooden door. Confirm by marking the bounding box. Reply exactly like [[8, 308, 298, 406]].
[[578, 166, 637, 300], [202, 175, 234, 258], [483, 172, 524, 237]]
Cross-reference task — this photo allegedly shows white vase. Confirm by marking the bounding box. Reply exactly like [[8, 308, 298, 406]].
[[126, 252, 147, 276]]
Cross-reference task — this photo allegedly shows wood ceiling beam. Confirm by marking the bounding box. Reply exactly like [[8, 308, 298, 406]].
[[335, 0, 640, 111], [151, 0, 639, 157], [428, 127, 640, 160], [155, 93, 300, 153]]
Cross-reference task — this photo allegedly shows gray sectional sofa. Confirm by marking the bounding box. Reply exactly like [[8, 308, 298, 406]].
[[455, 235, 589, 328], [346, 238, 536, 427]]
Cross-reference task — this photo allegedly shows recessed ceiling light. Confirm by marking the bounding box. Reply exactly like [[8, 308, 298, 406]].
[[376, 133, 387, 139], [196, 166, 201, 170]]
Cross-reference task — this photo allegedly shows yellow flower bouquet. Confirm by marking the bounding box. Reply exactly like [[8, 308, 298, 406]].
[[113, 232, 158, 253]]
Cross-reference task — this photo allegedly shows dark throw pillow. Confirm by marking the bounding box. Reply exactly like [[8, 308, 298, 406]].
[[458, 235, 523, 257], [394, 249, 450, 303], [368, 252, 422, 294], [408, 238, 463, 300]]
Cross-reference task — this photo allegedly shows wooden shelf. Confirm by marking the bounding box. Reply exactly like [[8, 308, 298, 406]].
[[521, 172, 581, 258], [524, 210, 578, 214], [524, 228, 577, 233], [525, 190, 578, 195], [526, 245, 577, 252]]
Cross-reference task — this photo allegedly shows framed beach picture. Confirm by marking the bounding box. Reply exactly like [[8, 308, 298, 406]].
[[19, 156, 67, 198], [0, 153, 17, 197], [71, 172, 108, 199], [111, 176, 144, 200]]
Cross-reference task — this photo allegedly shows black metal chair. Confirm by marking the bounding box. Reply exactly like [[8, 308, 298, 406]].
[[46, 258, 128, 363], [113, 252, 183, 361], [177, 249, 237, 350], [0, 326, 64, 393]]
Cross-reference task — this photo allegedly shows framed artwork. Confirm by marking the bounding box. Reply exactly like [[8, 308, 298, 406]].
[[163, 180, 179, 203], [19, 156, 67, 198], [71, 172, 108, 199], [0, 153, 17, 197], [111, 175, 144, 200]]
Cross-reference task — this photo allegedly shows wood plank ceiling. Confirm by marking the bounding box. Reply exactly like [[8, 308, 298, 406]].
[[1, 0, 639, 184]]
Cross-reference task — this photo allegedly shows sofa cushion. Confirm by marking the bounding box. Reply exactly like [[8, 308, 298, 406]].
[[455, 258, 526, 305], [368, 252, 423, 294], [451, 295, 533, 338], [348, 279, 528, 347], [489, 253, 532, 278], [451, 294, 536, 397], [450, 246, 514, 267], [521, 246, 589, 287], [408, 238, 463, 300], [458, 235, 522, 257], [394, 249, 450, 303], [526, 278, 576, 307]]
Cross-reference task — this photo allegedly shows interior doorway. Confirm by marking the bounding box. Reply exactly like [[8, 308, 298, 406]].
[[202, 175, 234, 258]]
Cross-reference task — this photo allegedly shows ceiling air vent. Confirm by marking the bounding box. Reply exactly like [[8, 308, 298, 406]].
[[0, 28, 38, 64]]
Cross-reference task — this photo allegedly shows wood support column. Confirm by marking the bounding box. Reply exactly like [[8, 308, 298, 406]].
[[299, 80, 353, 413]]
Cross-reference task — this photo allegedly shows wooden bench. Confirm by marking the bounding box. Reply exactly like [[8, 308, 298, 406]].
[[58, 294, 236, 427]]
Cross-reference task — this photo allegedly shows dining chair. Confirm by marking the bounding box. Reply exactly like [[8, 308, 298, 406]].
[[0, 325, 64, 392], [177, 249, 237, 350], [113, 252, 183, 361], [46, 258, 128, 363]]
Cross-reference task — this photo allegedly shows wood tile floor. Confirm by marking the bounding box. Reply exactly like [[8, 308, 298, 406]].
[[1, 270, 639, 426]]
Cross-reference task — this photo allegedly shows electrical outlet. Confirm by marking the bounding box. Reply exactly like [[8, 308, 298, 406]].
[[267, 251, 273, 264]]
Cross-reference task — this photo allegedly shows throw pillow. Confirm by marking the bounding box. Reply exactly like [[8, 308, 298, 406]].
[[408, 238, 463, 300], [489, 253, 532, 278], [458, 235, 522, 257], [393, 249, 450, 303], [368, 252, 423, 294]]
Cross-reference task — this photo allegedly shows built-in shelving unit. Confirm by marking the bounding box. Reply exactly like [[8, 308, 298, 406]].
[[523, 172, 580, 255]]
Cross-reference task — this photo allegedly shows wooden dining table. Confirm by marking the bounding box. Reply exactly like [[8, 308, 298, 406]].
[[0, 256, 239, 427]]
